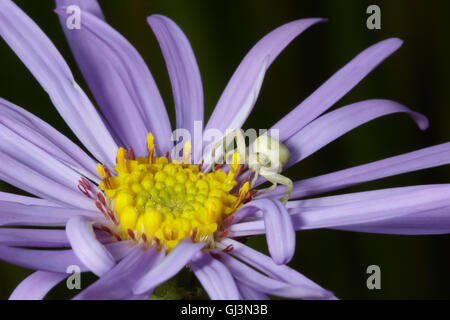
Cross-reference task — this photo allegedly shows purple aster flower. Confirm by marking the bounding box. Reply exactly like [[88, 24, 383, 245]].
[[0, 0, 448, 300]]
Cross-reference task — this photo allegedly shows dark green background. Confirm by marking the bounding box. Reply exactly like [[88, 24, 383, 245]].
[[0, 0, 449, 299]]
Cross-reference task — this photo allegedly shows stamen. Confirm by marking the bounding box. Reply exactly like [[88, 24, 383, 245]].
[[78, 177, 95, 199], [127, 229, 136, 241], [223, 244, 234, 253], [97, 192, 106, 206], [219, 229, 230, 239], [126, 146, 135, 160], [191, 227, 198, 241], [210, 252, 222, 260], [198, 159, 204, 171], [183, 141, 192, 164], [116, 147, 128, 173]]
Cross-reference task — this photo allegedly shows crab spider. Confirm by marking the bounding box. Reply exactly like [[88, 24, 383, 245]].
[[211, 130, 293, 204]]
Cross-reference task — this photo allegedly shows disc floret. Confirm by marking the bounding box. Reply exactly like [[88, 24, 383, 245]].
[[97, 133, 249, 250]]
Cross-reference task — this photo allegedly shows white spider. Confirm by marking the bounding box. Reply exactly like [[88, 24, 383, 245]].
[[211, 130, 293, 204]]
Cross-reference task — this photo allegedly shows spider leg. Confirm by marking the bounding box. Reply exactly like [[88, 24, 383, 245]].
[[257, 181, 278, 196], [250, 170, 259, 188], [260, 170, 293, 204]]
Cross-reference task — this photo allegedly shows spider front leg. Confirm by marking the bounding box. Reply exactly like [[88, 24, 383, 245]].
[[211, 129, 247, 171], [259, 170, 293, 204]]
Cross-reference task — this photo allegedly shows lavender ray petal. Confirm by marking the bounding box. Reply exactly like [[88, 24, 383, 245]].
[[264, 142, 450, 200], [104, 240, 135, 261], [66, 216, 116, 276], [0, 241, 132, 273], [0, 201, 102, 227], [0, 118, 94, 191], [55, 5, 148, 156], [205, 18, 325, 140], [0, 0, 118, 167], [236, 281, 269, 300], [74, 244, 164, 300], [0, 229, 70, 247], [289, 184, 450, 230], [239, 199, 295, 264], [221, 238, 336, 298], [0, 192, 60, 206], [0, 246, 88, 272], [218, 252, 333, 299], [201, 58, 268, 172], [9, 271, 67, 300], [229, 205, 260, 225], [55, 0, 105, 20], [55, 7, 172, 156], [283, 99, 427, 169], [0, 152, 96, 210], [272, 38, 403, 141], [0, 228, 112, 248], [332, 207, 450, 235], [0, 98, 98, 181], [133, 239, 206, 295], [189, 251, 241, 300], [148, 14, 203, 159], [229, 220, 265, 238]]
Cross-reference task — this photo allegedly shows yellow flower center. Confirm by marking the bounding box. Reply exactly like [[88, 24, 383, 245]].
[[96, 133, 249, 250]]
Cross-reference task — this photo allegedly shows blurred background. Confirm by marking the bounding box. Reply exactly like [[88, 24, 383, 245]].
[[0, 0, 450, 299]]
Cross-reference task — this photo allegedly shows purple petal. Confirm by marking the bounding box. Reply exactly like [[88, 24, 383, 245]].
[[240, 199, 295, 265], [54, 3, 146, 156], [218, 252, 332, 299], [0, 0, 118, 167], [204, 18, 325, 142], [201, 58, 269, 172], [236, 281, 269, 300], [0, 241, 132, 273], [74, 245, 164, 300], [289, 184, 450, 230], [0, 246, 88, 273], [220, 238, 335, 298], [270, 142, 450, 200], [0, 115, 96, 191], [0, 229, 70, 247], [55, 0, 104, 20], [0, 201, 101, 227], [133, 239, 206, 295], [9, 271, 67, 300], [104, 240, 135, 261], [284, 99, 427, 169], [0, 152, 96, 210], [0, 98, 98, 181], [66, 216, 116, 276], [229, 220, 265, 238], [55, 7, 172, 156], [189, 251, 240, 300], [0, 191, 60, 206], [0, 228, 112, 248], [333, 208, 450, 235], [148, 14, 203, 156], [272, 38, 404, 141], [230, 205, 260, 225]]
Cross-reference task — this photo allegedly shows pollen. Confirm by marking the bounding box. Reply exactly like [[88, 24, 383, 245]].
[[97, 133, 248, 251]]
